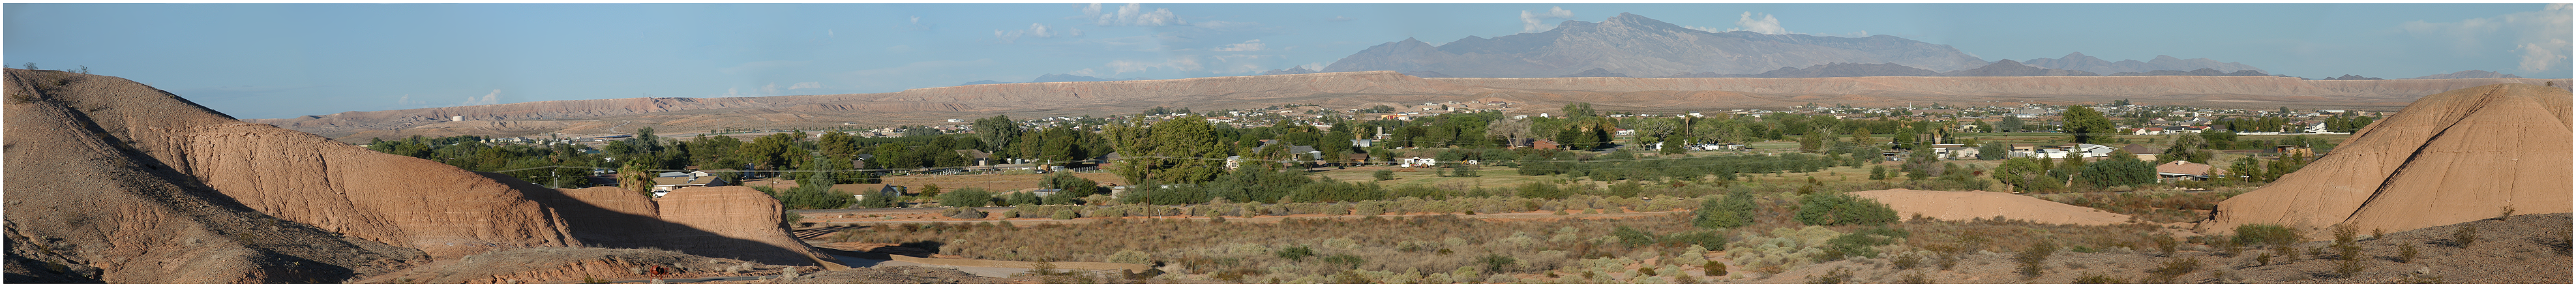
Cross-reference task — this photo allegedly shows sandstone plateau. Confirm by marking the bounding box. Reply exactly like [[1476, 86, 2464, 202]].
[[2200, 83, 2573, 238], [2, 68, 824, 283], [243, 70, 2564, 143]]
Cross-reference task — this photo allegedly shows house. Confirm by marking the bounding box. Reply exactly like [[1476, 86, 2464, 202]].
[[843, 184, 908, 206], [1225, 155, 1244, 170], [1398, 157, 1437, 168], [2073, 144, 2119, 158], [2133, 127, 2167, 135], [2120, 144, 2162, 160], [2153, 160, 2221, 181], [1926, 144, 1968, 159], [1946, 145, 1983, 160], [1345, 153, 1371, 166]]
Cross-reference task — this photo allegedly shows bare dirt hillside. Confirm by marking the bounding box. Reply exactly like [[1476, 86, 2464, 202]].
[[241, 71, 2563, 142], [1, 68, 825, 282], [1847, 189, 2134, 226], [2200, 83, 2571, 238]]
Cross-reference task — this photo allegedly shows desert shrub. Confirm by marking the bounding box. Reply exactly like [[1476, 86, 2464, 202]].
[[2071, 273, 2127, 283], [1694, 192, 1756, 229], [1817, 226, 1908, 261], [2450, 226, 2478, 247], [1898, 271, 1932, 283], [1477, 254, 1518, 275], [1804, 267, 1853, 283], [1051, 209, 1079, 220], [1611, 226, 1657, 248], [2232, 224, 2302, 248], [2142, 257, 2199, 283], [943, 207, 987, 219], [1891, 253, 1923, 269], [1703, 262, 1726, 277], [1662, 231, 1728, 250], [1275, 245, 1316, 261], [1793, 192, 1898, 226], [2397, 244, 2418, 263], [1107, 250, 1152, 265], [2016, 241, 2056, 279], [2151, 234, 2180, 256], [1321, 254, 1366, 269]]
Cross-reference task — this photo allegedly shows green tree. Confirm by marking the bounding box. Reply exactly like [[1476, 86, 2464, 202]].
[[938, 188, 996, 207], [1977, 144, 2007, 160], [2079, 153, 2158, 187], [2061, 106, 2115, 144], [1998, 116, 2024, 132], [1107, 115, 1228, 184]]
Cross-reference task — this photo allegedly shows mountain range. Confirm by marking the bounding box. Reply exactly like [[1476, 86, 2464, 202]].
[[1320, 12, 1991, 78]]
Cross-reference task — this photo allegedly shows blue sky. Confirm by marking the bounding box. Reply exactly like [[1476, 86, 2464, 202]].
[[7, 3, 2569, 119]]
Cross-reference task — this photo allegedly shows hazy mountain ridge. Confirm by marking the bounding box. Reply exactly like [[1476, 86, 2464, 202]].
[[1321, 12, 1989, 78], [957, 74, 1148, 86], [2414, 70, 2521, 79], [2022, 52, 2269, 75]]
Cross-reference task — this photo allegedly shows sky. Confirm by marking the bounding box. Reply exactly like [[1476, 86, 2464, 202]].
[[7, 3, 2569, 119]]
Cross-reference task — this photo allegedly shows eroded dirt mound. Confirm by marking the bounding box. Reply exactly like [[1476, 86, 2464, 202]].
[[653, 187, 824, 266], [3, 68, 425, 282], [355, 247, 788, 284], [1846, 189, 2134, 225], [786, 265, 1009, 284], [2202, 83, 2572, 237], [2, 68, 823, 282]]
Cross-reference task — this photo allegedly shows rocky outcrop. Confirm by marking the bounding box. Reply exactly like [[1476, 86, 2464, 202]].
[[1321, 12, 1988, 77], [3, 69, 824, 282], [2200, 83, 2572, 237]]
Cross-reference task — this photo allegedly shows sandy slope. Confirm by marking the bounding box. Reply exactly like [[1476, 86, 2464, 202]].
[[2200, 83, 2571, 238]]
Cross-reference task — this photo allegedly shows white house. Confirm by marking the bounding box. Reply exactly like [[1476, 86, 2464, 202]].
[[1398, 157, 1438, 168]]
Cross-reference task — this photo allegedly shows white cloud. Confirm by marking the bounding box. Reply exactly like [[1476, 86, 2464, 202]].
[[2401, 3, 2572, 73], [910, 16, 920, 24], [395, 94, 425, 106], [1212, 39, 1266, 52], [462, 90, 500, 106], [719, 61, 810, 74], [1087, 3, 1182, 27], [2521, 40, 2569, 72], [790, 82, 823, 89], [1104, 55, 1203, 74], [1727, 12, 1789, 35], [1225, 63, 1265, 74], [760, 83, 781, 95], [1520, 7, 1575, 33], [1683, 25, 1726, 33], [995, 23, 1078, 43]]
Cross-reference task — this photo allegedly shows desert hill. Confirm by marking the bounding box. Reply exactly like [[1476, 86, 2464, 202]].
[[3, 68, 826, 282], [2413, 69, 2521, 79], [2199, 83, 2572, 237], [243, 71, 2564, 142]]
